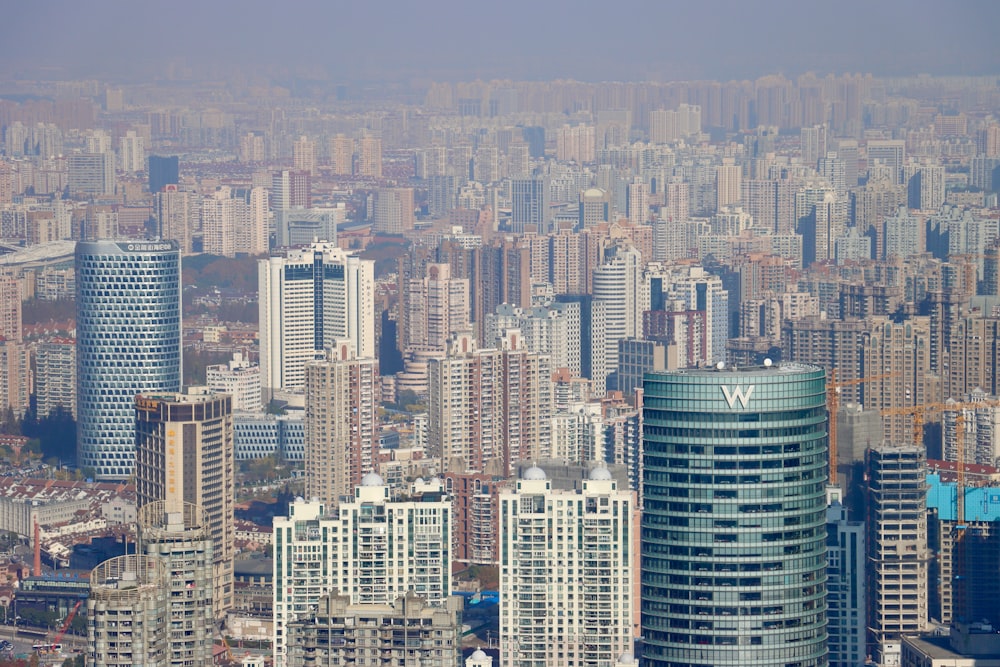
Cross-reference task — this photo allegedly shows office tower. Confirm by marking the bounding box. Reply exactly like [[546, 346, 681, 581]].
[[155, 185, 194, 253], [258, 242, 375, 400], [627, 178, 649, 224], [401, 262, 470, 354], [239, 130, 265, 163], [206, 351, 261, 413], [867, 140, 906, 183], [137, 501, 215, 667], [826, 489, 866, 667], [148, 154, 179, 193], [118, 130, 145, 175], [499, 465, 634, 667], [357, 134, 383, 177], [285, 593, 463, 667], [271, 169, 311, 210], [579, 187, 611, 229], [592, 242, 643, 381], [329, 134, 354, 175], [866, 446, 929, 665], [834, 403, 883, 494], [68, 152, 115, 197], [134, 387, 235, 614], [76, 240, 182, 480], [304, 344, 379, 506], [801, 124, 827, 167], [34, 338, 76, 418], [272, 479, 452, 663], [275, 205, 343, 247], [715, 162, 742, 210], [372, 187, 415, 234], [87, 555, 169, 667], [641, 363, 829, 667], [511, 178, 550, 233], [292, 135, 316, 175]]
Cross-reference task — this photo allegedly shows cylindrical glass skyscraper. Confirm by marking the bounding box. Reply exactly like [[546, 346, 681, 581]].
[[76, 240, 182, 480], [641, 363, 828, 667]]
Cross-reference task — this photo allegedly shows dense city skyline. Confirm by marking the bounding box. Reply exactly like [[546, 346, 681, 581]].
[[4, 4, 1000, 664], [2, 0, 1000, 82]]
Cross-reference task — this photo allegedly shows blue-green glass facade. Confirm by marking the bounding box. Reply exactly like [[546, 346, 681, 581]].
[[641, 364, 829, 667], [76, 239, 182, 480]]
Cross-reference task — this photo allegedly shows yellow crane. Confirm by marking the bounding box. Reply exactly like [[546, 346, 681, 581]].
[[879, 397, 1000, 518]]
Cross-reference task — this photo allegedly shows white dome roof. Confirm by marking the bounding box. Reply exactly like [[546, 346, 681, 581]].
[[590, 466, 613, 481], [618, 654, 636, 664], [361, 472, 384, 486], [522, 465, 547, 481], [471, 649, 488, 659]]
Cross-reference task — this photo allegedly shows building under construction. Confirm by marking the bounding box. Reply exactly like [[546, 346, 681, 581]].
[[926, 472, 1000, 627], [865, 445, 931, 666]]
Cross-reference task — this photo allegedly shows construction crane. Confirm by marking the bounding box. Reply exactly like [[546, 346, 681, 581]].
[[881, 396, 1000, 524], [52, 599, 82, 646], [826, 370, 896, 486], [34, 599, 82, 654]]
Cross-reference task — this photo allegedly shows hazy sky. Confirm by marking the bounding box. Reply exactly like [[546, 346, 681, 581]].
[[2, 0, 999, 82]]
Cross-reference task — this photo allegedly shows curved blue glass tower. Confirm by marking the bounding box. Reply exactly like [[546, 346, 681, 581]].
[[641, 363, 829, 667], [76, 240, 182, 480]]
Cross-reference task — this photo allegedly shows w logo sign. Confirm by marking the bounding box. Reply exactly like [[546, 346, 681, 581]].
[[721, 385, 754, 409]]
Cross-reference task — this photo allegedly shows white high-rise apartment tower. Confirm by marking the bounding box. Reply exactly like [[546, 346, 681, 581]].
[[272, 478, 452, 666], [499, 465, 634, 667]]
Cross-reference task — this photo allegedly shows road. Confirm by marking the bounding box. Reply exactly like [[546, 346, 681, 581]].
[[0, 625, 86, 662]]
